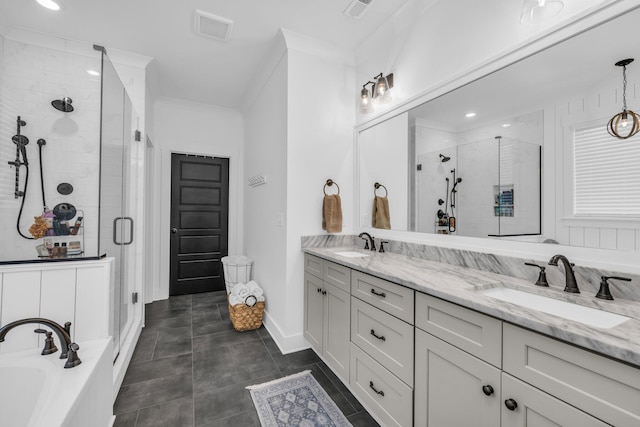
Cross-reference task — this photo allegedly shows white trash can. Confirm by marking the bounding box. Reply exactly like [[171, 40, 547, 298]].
[[221, 255, 253, 293]]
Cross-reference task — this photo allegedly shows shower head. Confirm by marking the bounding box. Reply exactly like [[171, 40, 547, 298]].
[[52, 97, 74, 112], [439, 154, 451, 162]]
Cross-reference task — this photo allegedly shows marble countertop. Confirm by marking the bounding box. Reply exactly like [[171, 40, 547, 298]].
[[304, 246, 640, 368]]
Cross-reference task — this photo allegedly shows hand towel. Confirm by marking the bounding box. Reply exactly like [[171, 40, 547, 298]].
[[372, 196, 391, 229], [322, 194, 342, 233], [232, 282, 249, 298], [247, 280, 264, 297]]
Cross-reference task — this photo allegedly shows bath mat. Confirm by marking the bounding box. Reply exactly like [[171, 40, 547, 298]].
[[247, 370, 352, 427]]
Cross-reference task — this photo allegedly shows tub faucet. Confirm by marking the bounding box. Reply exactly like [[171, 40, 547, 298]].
[[548, 255, 580, 293], [0, 318, 81, 368], [358, 232, 376, 251]]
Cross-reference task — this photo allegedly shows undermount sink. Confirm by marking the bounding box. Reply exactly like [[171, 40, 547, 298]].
[[481, 287, 630, 329], [333, 251, 370, 258]]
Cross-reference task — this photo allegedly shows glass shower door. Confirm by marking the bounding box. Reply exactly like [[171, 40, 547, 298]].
[[98, 52, 138, 360]]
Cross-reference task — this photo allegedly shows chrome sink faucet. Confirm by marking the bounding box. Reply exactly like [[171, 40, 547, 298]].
[[0, 318, 81, 368], [358, 232, 376, 251], [548, 255, 580, 293]]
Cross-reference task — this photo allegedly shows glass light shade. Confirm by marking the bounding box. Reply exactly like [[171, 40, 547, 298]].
[[520, 0, 563, 26], [360, 86, 373, 113], [372, 75, 392, 105], [607, 109, 640, 139]]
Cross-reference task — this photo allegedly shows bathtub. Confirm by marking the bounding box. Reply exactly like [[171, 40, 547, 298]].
[[0, 338, 113, 427]]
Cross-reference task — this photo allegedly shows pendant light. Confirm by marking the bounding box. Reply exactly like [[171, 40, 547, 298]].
[[607, 58, 639, 140]]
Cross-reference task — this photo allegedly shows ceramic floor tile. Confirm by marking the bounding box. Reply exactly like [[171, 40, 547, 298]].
[[199, 409, 261, 427], [193, 379, 259, 425], [270, 348, 322, 372], [122, 353, 192, 386], [113, 410, 138, 427], [135, 396, 194, 427], [129, 331, 158, 365], [192, 347, 237, 393], [143, 315, 192, 333], [152, 325, 192, 359], [114, 373, 193, 415], [192, 329, 260, 353], [348, 410, 381, 426]]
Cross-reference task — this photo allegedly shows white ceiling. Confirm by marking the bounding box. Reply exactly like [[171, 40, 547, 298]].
[[0, 0, 410, 108]]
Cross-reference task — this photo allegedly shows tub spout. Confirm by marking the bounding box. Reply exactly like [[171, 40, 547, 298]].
[[0, 318, 81, 368]]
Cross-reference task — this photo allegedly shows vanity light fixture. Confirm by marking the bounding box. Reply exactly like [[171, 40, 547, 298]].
[[36, 0, 61, 11], [360, 81, 375, 113], [360, 72, 394, 113], [607, 58, 640, 140]]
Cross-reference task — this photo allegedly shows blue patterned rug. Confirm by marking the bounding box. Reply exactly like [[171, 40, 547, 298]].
[[247, 370, 353, 427]]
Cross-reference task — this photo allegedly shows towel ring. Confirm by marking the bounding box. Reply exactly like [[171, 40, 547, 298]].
[[324, 179, 340, 195], [374, 182, 388, 197]]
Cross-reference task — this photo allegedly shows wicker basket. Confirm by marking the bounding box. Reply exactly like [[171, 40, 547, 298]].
[[228, 297, 265, 332]]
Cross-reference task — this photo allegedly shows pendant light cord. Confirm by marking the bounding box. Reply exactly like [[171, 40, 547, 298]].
[[622, 64, 628, 110]]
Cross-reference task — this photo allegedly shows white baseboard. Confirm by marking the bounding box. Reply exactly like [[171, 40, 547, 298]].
[[262, 309, 310, 355]]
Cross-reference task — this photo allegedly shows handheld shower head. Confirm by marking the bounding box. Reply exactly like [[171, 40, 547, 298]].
[[439, 154, 451, 162]]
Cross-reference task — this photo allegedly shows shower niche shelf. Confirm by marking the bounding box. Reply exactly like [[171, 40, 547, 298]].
[[37, 209, 85, 259]]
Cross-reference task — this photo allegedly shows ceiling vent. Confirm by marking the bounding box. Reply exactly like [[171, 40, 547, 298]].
[[343, 0, 375, 19], [194, 10, 234, 42]]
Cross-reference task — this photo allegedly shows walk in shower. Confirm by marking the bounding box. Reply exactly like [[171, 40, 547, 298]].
[[0, 35, 142, 360]]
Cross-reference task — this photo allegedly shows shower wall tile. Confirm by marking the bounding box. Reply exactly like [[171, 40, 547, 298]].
[[0, 38, 101, 262]]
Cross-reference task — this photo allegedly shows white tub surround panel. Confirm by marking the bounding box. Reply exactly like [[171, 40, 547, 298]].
[[0, 259, 112, 355]]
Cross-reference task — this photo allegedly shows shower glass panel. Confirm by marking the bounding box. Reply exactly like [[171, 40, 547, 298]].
[[98, 51, 138, 360]]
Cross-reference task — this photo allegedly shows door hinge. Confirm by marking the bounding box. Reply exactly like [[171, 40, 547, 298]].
[[135, 130, 141, 141], [132, 292, 139, 304]]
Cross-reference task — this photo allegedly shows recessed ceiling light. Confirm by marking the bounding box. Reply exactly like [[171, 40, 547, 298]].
[[502, 123, 511, 127], [465, 112, 476, 118], [36, 0, 61, 11], [87, 69, 100, 76]]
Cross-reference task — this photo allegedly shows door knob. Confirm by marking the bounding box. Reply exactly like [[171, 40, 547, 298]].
[[504, 398, 518, 411], [171, 228, 177, 234]]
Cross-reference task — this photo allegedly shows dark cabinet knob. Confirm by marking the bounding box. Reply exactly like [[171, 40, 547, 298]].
[[371, 288, 386, 298], [482, 385, 494, 396], [369, 381, 384, 396], [171, 228, 177, 234], [370, 329, 386, 341], [505, 399, 518, 411], [317, 288, 322, 293], [322, 290, 327, 295]]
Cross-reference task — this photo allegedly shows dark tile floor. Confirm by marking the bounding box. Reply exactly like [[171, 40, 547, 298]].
[[113, 291, 379, 427]]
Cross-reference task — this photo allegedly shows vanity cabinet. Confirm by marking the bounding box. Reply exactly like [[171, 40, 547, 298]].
[[415, 293, 637, 427], [303, 255, 350, 382]]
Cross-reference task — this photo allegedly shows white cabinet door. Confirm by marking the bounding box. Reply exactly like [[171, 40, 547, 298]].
[[501, 374, 609, 427], [303, 272, 324, 353], [324, 282, 350, 382], [415, 329, 501, 427]]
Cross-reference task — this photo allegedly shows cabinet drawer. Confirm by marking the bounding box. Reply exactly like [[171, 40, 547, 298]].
[[304, 254, 324, 279], [351, 270, 414, 324], [415, 293, 502, 367], [503, 324, 640, 426], [350, 343, 413, 427], [324, 261, 351, 292], [351, 297, 414, 386]]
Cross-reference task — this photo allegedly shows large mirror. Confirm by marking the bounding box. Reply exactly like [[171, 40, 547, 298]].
[[358, 7, 640, 251]]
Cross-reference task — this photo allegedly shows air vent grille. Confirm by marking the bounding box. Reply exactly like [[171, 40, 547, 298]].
[[344, 0, 375, 19], [194, 10, 234, 42]]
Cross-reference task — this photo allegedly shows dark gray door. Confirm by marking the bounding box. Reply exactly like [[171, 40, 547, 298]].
[[170, 154, 229, 295]]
